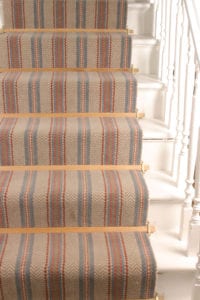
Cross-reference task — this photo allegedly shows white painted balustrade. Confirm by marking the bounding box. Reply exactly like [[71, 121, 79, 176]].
[[153, 0, 200, 244], [187, 127, 200, 256], [192, 240, 200, 300]]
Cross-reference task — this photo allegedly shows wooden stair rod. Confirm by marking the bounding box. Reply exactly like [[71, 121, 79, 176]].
[[0, 28, 134, 34], [0, 223, 155, 234], [0, 112, 145, 119], [0, 163, 149, 172], [0, 67, 139, 73]]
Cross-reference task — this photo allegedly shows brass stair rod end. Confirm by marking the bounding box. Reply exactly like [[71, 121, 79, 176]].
[[130, 65, 139, 73], [147, 222, 156, 235], [126, 28, 134, 35], [155, 293, 160, 300], [136, 108, 139, 119], [135, 109, 145, 119], [147, 222, 151, 235], [141, 161, 145, 173]]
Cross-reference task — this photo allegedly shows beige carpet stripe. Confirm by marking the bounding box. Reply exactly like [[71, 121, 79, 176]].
[[0, 164, 149, 172], [0, 67, 139, 73], [0, 112, 145, 119], [0, 225, 155, 234], [0, 28, 133, 34]]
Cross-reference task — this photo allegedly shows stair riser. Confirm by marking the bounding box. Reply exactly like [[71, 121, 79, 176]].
[[0, 72, 137, 113], [138, 87, 166, 120], [0, 170, 148, 228], [143, 140, 174, 172], [2, 0, 128, 29], [0, 117, 142, 166], [0, 72, 164, 118], [149, 202, 182, 231], [132, 42, 159, 75], [0, 232, 157, 300], [0, 32, 131, 69], [0, 117, 174, 171], [127, 4, 154, 36]]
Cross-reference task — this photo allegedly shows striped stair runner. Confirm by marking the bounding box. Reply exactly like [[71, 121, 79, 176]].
[[0, 117, 142, 166], [2, 0, 128, 29], [0, 71, 137, 113], [0, 32, 131, 69], [0, 0, 157, 299], [0, 232, 156, 300], [0, 170, 148, 228]]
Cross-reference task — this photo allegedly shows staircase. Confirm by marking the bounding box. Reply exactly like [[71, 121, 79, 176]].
[[0, 1, 198, 299], [0, 0, 158, 300]]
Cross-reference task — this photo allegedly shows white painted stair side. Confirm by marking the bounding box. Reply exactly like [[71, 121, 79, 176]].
[[145, 170, 185, 231], [127, 2, 154, 36], [140, 119, 175, 172], [132, 36, 160, 75], [137, 74, 166, 120]]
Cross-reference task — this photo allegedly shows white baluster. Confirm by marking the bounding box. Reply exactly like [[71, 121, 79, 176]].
[[187, 125, 200, 255], [158, 0, 166, 80], [164, 0, 179, 129], [177, 30, 195, 187], [180, 66, 200, 240], [192, 240, 200, 300], [171, 0, 186, 179], [152, 0, 161, 40]]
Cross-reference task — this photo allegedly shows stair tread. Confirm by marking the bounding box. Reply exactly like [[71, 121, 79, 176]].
[[129, 2, 151, 9], [2, 0, 128, 29], [0, 231, 156, 300], [136, 74, 164, 89], [0, 117, 142, 166], [0, 169, 148, 228], [151, 231, 197, 272], [140, 119, 175, 140], [145, 170, 185, 202], [133, 35, 158, 45], [0, 32, 131, 69], [0, 71, 137, 113]]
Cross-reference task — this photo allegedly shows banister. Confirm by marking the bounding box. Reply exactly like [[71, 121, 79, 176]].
[[183, 0, 200, 66]]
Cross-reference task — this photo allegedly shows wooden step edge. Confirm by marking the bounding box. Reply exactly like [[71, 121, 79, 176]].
[[0, 112, 145, 119], [0, 67, 139, 73], [0, 223, 155, 235], [0, 164, 150, 172], [0, 28, 134, 34]]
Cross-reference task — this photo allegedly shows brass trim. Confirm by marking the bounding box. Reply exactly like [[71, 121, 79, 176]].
[[0, 164, 150, 172], [0, 28, 132, 34], [0, 67, 139, 73], [0, 112, 145, 119], [0, 224, 156, 235]]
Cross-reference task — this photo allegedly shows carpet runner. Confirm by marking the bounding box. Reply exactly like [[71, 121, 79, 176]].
[[0, 116, 142, 166], [0, 0, 157, 299], [0, 170, 148, 227], [0, 232, 156, 300], [2, 0, 128, 29], [0, 71, 137, 113], [0, 32, 131, 69]]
